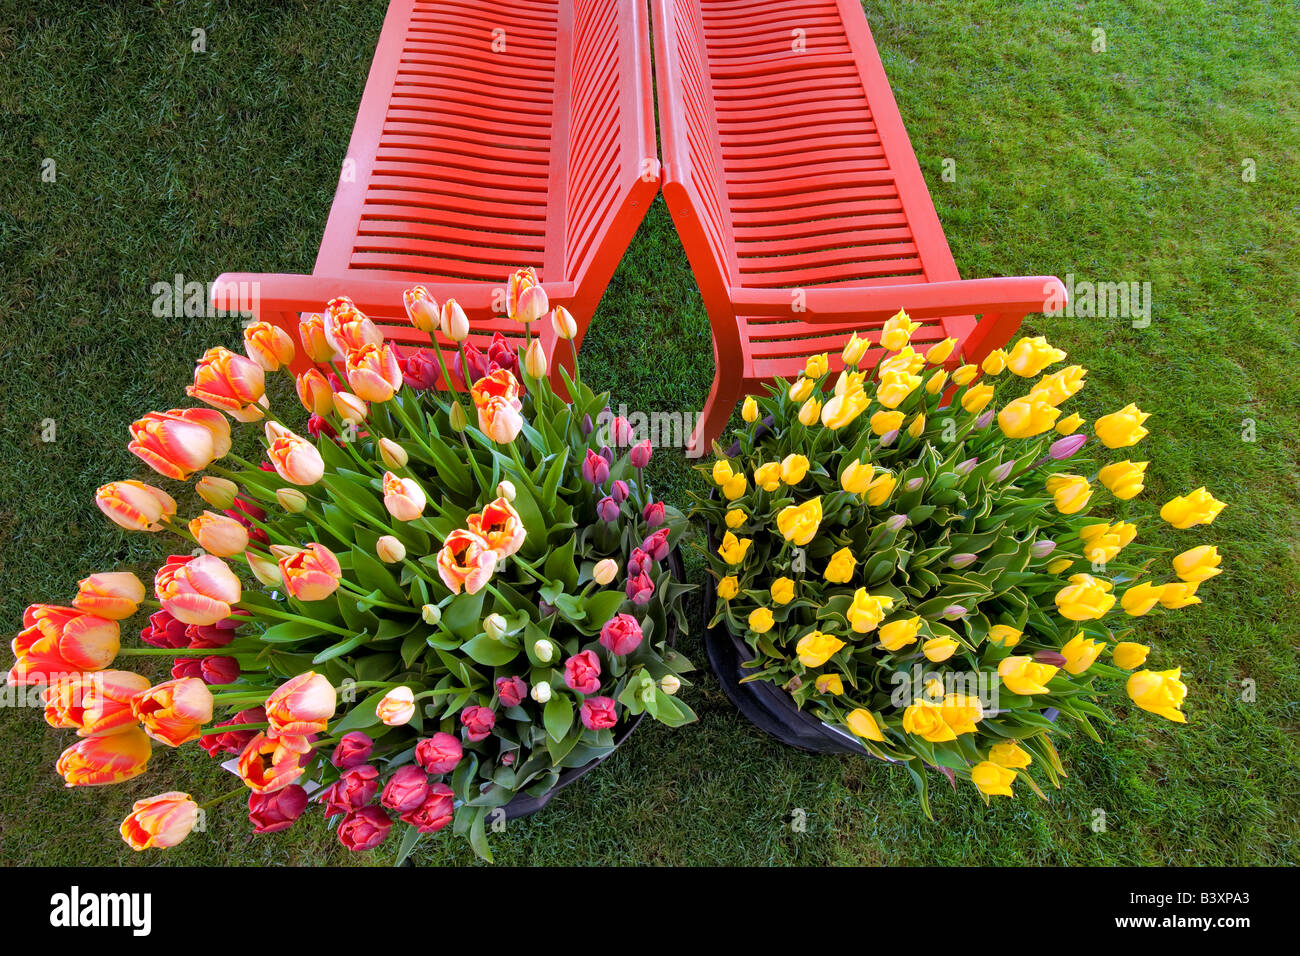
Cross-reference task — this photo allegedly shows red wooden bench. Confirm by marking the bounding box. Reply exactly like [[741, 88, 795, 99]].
[[652, 0, 1067, 454], [212, 0, 658, 382]]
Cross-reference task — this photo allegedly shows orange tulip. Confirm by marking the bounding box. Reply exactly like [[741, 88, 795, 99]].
[[506, 266, 548, 323], [470, 368, 523, 410], [154, 554, 241, 626], [44, 670, 151, 736], [95, 479, 177, 532], [237, 731, 311, 793], [295, 368, 335, 416], [9, 605, 120, 685], [72, 571, 145, 620], [186, 346, 266, 421], [265, 671, 336, 737], [436, 529, 498, 596], [403, 285, 439, 334], [127, 410, 218, 480], [323, 296, 383, 354], [278, 542, 342, 602], [376, 686, 416, 726], [476, 397, 523, 443], [56, 725, 152, 786], [266, 429, 325, 486], [131, 676, 214, 747], [243, 320, 296, 371], [345, 342, 403, 402], [120, 791, 200, 850], [188, 511, 251, 557], [382, 472, 426, 521], [298, 313, 337, 362], [466, 496, 526, 559]]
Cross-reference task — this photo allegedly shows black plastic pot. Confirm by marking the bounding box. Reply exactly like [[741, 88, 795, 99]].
[[501, 548, 684, 819]]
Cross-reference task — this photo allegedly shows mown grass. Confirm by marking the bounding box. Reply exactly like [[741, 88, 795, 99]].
[[0, 0, 1296, 866]]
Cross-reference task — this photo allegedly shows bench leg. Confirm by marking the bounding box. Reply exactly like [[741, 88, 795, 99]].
[[687, 365, 744, 459]]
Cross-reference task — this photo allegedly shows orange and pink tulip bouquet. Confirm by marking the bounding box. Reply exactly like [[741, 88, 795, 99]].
[[10, 268, 695, 862], [694, 314, 1224, 812]]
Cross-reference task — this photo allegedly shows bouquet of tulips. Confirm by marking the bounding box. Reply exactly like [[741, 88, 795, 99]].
[[695, 312, 1224, 811], [9, 268, 695, 861]]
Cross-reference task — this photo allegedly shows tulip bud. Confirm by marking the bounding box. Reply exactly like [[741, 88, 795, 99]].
[[885, 514, 909, 532], [610, 479, 630, 504], [660, 674, 681, 696], [941, 604, 968, 620], [421, 603, 442, 626], [247, 551, 283, 587], [992, 461, 1016, 482], [376, 686, 416, 726], [1031, 539, 1057, 558], [581, 413, 593, 436], [404, 286, 439, 333], [551, 305, 578, 341], [376, 535, 406, 564], [1049, 433, 1088, 461], [276, 487, 308, 513], [379, 438, 409, 470], [948, 553, 977, 569], [333, 391, 367, 424], [879, 429, 898, 447], [449, 401, 468, 433], [483, 613, 508, 641], [441, 299, 469, 342], [593, 558, 618, 586], [957, 457, 979, 475], [496, 479, 516, 501], [531, 680, 552, 703], [905, 477, 924, 492], [534, 639, 555, 663], [525, 339, 547, 378], [975, 409, 996, 430], [195, 476, 238, 510], [1033, 649, 1068, 667], [629, 439, 652, 469]]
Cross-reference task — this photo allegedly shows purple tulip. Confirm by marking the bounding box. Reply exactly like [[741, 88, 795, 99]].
[[992, 461, 1015, 482], [610, 479, 629, 504], [581, 413, 594, 436], [885, 514, 909, 532], [948, 553, 977, 569], [975, 409, 995, 429], [957, 457, 979, 475], [1049, 433, 1088, 461], [879, 429, 899, 447], [642, 500, 666, 528], [905, 477, 924, 492], [596, 495, 620, 523], [610, 416, 634, 446], [629, 440, 652, 469], [1031, 539, 1057, 558], [941, 604, 968, 620], [582, 448, 610, 485]]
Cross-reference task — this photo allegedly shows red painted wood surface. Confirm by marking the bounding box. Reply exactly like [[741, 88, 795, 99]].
[[652, 0, 1067, 454], [212, 0, 659, 384]]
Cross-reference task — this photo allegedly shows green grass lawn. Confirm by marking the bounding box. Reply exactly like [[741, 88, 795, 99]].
[[1, 0, 1297, 865]]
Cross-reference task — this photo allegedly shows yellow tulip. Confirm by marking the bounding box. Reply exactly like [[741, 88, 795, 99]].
[[927, 337, 957, 364], [981, 349, 1007, 375], [1094, 403, 1150, 449], [842, 333, 869, 366], [997, 656, 1059, 695], [1160, 488, 1226, 529], [725, 508, 747, 529], [1126, 667, 1187, 723], [952, 364, 978, 386], [717, 531, 753, 566], [866, 470, 897, 506], [781, 454, 810, 485], [987, 624, 1023, 647], [1112, 641, 1150, 670], [1055, 412, 1084, 435], [925, 369, 949, 394], [1159, 581, 1201, 609], [961, 383, 995, 414], [939, 693, 983, 735], [988, 741, 1032, 769], [1097, 460, 1147, 500], [754, 462, 782, 492], [770, 577, 795, 605], [923, 637, 960, 662], [840, 459, 873, 495], [876, 370, 921, 409], [823, 547, 857, 584], [971, 760, 1017, 797], [879, 347, 924, 378], [902, 699, 956, 742], [748, 607, 775, 634], [798, 396, 823, 426], [880, 309, 920, 351], [1120, 581, 1165, 616], [816, 674, 845, 696], [998, 395, 1061, 439], [847, 588, 893, 633], [1046, 557, 1074, 574], [804, 353, 829, 379], [1172, 545, 1222, 583], [1061, 632, 1105, 674], [1045, 473, 1092, 514], [878, 616, 921, 651], [788, 377, 815, 402], [870, 410, 905, 436], [1005, 336, 1066, 377], [776, 497, 823, 547], [820, 389, 870, 429], [717, 576, 739, 600], [1079, 520, 1136, 564], [907, 413, 927, 438], [846, 708, 884, 739], [712, 460, 734, 486], [1054, 573, 1115, 620], [742, 396, 759, 423], [722, 473, 748, 501], [796, 630, 845, 668], [1030, 365, 1087, 405]]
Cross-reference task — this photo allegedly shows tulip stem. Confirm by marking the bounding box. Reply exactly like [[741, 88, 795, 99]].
[[119, 646, 240, 657], [507, 555, 549, 585], [199, 787, 251, 811], [338, 580, 412, 613], [458, 428, 491, 495], [202, 721, 269, 733], [568, 337, 581, 390], [242, 604, 354, 637]]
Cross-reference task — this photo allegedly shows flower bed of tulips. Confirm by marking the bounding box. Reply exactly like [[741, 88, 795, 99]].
[[10, 269, 695, 861], [694, 313, 1224, 810]]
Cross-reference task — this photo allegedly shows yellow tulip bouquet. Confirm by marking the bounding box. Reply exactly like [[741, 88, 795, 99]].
[[695, 312, 1225, 810], [9, 269, 694, 861]]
